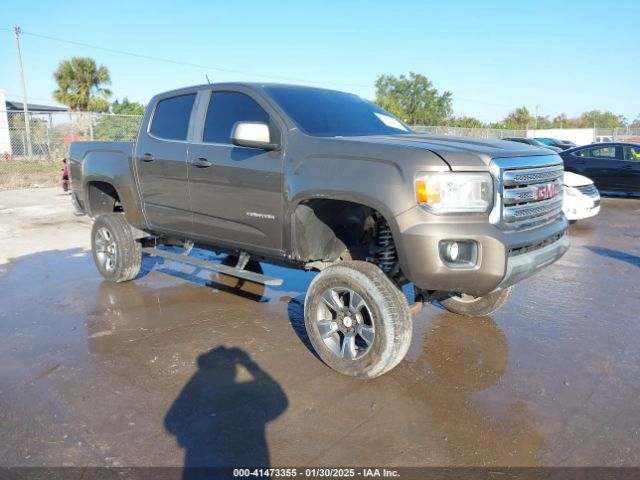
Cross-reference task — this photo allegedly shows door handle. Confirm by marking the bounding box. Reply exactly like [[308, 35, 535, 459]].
[[622, 165, 633, 170], [141, 153, 155, 162], [191, 157, 213, 168]]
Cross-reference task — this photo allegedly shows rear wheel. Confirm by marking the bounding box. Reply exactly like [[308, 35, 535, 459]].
[[304, 261, 412, 378], [439, 286, 514, 317], [91, 214, 142, 283]]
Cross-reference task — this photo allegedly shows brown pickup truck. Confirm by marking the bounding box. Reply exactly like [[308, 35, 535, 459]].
[[69, 83, 569, 378]]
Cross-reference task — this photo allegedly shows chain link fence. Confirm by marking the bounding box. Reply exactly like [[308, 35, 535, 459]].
[[0, 111, 142, 189], [412, 125, 527, 139], [591, 127, 640, 143], [1, 111, 639, 190]]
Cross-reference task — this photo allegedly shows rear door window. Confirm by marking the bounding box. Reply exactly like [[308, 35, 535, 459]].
[[575, 146, 617, 159], [150, 94, 196, 141], [589, 147, 617, 159], [203, 91, 270, 144]]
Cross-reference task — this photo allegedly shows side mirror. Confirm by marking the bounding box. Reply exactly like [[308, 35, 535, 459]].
[[231, 122, 279, 151]]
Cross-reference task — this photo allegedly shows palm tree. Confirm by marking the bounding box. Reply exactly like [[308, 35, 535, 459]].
[[53, 57, 112, 112]]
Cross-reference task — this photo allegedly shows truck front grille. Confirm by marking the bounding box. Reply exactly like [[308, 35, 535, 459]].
[[490, 156, 565, 231]]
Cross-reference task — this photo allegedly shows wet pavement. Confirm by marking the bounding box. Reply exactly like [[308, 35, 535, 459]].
[[1, 190, 639, 468]]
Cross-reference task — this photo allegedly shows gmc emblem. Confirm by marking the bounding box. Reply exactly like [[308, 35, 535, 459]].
[[536, 183, 556, 200]]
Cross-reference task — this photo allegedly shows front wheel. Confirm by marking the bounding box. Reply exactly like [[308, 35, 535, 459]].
[[304, 261, 412, 378], [439, 286, 514, 317], [91, 214, 142, 283]]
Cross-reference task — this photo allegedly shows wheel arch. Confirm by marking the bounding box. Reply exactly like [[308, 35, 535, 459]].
[[80, 148, 147, 229], [288, 193, 407, 271]]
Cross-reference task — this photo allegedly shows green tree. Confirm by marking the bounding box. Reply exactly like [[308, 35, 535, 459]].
[[94, 98, 145, 141], [112, 97, 146, 115], [577, 110, 626, 128], [446, 116, 486, 128], [533, 116, 553, 129], [93, 115, 142, 141], [550, 114, 578, 128], [503, 106, 532, 129], [374, 72, 453, 125], [53, 57, 112, 112], [631, 115, 640, 128]]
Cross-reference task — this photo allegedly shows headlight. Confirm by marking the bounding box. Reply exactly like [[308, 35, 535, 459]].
[[415, 172, 493, 214], [564, 186, 578, 197]]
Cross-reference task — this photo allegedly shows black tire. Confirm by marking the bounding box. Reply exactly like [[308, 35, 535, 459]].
[[439, 286, 514, 317], [91, 214, 142, 283], [304, 261, 412, 378]]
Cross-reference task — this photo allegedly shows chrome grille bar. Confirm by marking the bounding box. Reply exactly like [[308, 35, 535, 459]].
[[504, 196, 564, 223], [503, 166, 564, 186], [503, 181, 564, 205], [489, 156, 565, 231]]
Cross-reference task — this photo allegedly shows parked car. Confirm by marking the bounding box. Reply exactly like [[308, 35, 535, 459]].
[[534, 137, 574, 150], [562, 171, 600, 222], [560, 142, 640, 195], [502, 137, 563, 152], [560, 140, 578, 147], [69, 83, 569, 378]]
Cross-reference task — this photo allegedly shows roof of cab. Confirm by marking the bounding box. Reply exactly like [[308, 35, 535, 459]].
[[150, 82, 356, 100]]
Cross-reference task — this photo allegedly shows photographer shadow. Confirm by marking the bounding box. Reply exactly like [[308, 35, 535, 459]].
[[165, 347, 288, 477]]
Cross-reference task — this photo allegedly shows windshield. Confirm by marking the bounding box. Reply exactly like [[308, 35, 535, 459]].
[[264, 85, 412, 137]]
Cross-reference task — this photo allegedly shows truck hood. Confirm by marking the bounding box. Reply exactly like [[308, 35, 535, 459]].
[[342, 134, 559, 170]]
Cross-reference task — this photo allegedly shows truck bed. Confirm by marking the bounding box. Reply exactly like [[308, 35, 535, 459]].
[[69, 141, 135, 162]]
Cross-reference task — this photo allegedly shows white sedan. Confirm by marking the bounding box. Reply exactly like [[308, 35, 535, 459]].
[[563, 171, 600, 222]]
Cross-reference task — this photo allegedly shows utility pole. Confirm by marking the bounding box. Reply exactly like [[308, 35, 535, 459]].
[[534, 105, 539, 130], [14, 26, 32, 158]]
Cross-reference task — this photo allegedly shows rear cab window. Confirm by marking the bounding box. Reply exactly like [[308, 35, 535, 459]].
[[150, 94, 196, 141]]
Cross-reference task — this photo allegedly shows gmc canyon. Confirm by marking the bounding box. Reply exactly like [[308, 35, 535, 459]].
[[69, 83, 569, 378]]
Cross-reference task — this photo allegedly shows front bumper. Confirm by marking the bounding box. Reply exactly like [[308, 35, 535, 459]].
[[563, 194, 600, 221], [496, 231, 569, 290], [395, 206, 569, 297]]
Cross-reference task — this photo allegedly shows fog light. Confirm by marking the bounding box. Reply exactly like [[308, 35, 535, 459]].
[[447, 242, 459, 261], [439, 240, 478, 268]]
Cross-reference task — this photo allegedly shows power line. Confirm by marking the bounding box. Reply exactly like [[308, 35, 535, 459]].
[[1, 27, 370, 89], [0, 26, 520, 112]]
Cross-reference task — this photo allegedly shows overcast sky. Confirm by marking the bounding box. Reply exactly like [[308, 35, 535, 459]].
[[2, 0, 638, 122]]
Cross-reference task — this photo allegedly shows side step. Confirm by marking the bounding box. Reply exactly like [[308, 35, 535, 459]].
[[142, 247, 283, 286]]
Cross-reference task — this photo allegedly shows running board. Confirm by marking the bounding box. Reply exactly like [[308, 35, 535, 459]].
[[142, 247, 283, 286]]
